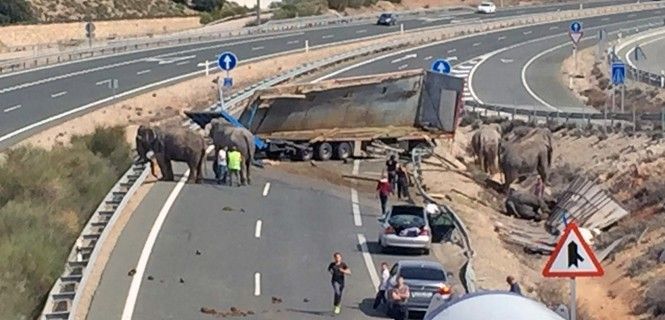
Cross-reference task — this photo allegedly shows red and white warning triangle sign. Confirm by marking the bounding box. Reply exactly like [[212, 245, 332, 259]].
[[542, 222, 604, 277]]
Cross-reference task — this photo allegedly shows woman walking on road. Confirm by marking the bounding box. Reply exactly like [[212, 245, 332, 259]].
[[377, 174, 393, 216], [328, 252, 351, 315]]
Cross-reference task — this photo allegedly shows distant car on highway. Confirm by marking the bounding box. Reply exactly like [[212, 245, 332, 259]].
[[384, 260, 451, 313], [477, 1, 497, 14], [378, 205, 432, 254], [377, 13, 397, 26]]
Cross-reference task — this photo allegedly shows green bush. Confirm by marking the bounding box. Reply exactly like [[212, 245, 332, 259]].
[[272, 0, 326, 19], [0, 126, 132, 319], [0, 0, 35, 25]]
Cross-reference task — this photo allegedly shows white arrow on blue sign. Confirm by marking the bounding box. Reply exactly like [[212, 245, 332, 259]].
[[431, 59, 451, 74], [217, 51, 238, 71], [611, 62, 625, 85], [570, 21, 582, 33]]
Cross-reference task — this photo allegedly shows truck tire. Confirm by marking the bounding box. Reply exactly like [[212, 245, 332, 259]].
[[315, 142, 333, 161], [297, 148, 313, 161], [334, 142, 352, 160]]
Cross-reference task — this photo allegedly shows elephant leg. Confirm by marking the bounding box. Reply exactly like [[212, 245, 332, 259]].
[[186, 161, 197, 184], [155, 155, 172, 181], [537, 156, 549, 184], [245, 160, 252, 185], [163, 160, 174, 181], [503, 172, 515, 193], [240, 163, 247, 185]]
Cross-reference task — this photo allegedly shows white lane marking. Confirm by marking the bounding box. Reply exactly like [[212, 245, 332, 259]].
[[447, 56, 458, 62], [457, 65, 473, 70], [255, 220, 262, 238], [50, 91, 67, 98], [498, 36, 506, 40], [628, 13, 636, 18], [521, 42, 568, 111], [516, 10, 525, 14], [176, 60, 190, 66], [447, 48, 456, 53], [121, 169, 192, 320], [287, 40, 300, 44], [523, 31, 532, 35], [357, 234, 379, 292], [0, 33, 303, 93], [251, 46, 265, 51], [96, 79, 111, 86], [549, 26, 559, 30], [356, 29, 367, 34], [145, 54, 196, 65], [397, 64, 409, 70], [352, 159, 360, 175], [136, 69, 151, 75], [622, 33, 665, 68], [500, 58, 514, 63], [467, 54, 489, 104], [390, 53, 417, 64], [322, 34, 334, 39], [351, 189, 362, 227], [3, 105, 21, 113], [254, 273, 261, 296], [472, 42, 481, 47], [262, 182, 271, 196], [424, 55, 433, 60], [601, 17, 610, 21]]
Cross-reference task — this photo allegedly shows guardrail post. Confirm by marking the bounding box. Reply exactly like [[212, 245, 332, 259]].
[[400, 23, 404, 35], [512, 107, 516, 121], [661, 107, 665, 133], [305, 40, 309, 53], [661, 71, 665, 88]]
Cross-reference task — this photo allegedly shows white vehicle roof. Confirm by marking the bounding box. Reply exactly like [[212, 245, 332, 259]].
[[479, 2, 495, 5], [424, 291, 566, 320]]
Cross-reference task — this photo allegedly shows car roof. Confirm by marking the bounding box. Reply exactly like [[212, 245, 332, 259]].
[[480, 2, 494, 5], [397, 259, 444, 269]]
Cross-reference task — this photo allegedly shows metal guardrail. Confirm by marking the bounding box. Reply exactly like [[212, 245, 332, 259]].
[[612, 27, 665, 88], [38, 2, 665, 318], [411, 147, 477, 294]]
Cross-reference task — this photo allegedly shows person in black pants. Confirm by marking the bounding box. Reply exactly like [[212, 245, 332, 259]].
[[328, 252, 351, 315], [389, 276, 410, 320], [386, 155, 398, 191], [395, 164, 410, 200]]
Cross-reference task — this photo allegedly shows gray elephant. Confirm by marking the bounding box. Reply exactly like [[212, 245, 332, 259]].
[[471, 123, 502, 175], [135, 124, 207, 184], [209, 118, 256, 185], [499, 127, 553, 191], [504, 189, 550, 221]]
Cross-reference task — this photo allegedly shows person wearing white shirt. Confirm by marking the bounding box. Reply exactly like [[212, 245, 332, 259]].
[[214, 147, 228, 184], [373, 262, 391, 309]]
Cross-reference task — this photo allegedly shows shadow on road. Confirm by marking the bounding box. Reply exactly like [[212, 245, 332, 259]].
[[286, 308, 332, 317], [359, 241, 428, 257]]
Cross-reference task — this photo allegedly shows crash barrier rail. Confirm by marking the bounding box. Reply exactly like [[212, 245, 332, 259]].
[[40, 163, 149, 320], [611, 26, 665, 88], [4, 0, 664, 76], [39, 2, 665, 317], [411, 147, 477, 294]]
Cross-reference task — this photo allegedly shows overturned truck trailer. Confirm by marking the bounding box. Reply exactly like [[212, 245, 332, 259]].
[[189, 69, 465, 161]]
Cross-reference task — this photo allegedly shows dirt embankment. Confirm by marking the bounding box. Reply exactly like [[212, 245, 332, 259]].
[[561, 46, 665, 113], [427, 121, 665, 320]]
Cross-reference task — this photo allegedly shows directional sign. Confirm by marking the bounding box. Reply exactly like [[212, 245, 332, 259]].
[[569, 21, 583, 45], [611, 62, 626, 85], [217, 51, 238, 71], [542, 222, 604, 277], [223, 77, 233, 88], [570, 21, 582, 33], [431, 59, 451, 74]]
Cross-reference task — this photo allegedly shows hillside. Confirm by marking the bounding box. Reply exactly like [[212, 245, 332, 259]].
[[27, 0, 192, 22]]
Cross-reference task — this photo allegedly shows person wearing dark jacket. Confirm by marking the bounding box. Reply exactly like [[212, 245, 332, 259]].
[[507, 275, 522, 295], [386, 155, 398, 191], [395, 164, 410, 200]]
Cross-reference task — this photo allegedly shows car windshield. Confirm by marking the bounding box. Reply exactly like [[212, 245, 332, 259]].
[[400, 266, 447, 281], [380, 14, 392, 18], [480, 2, 492, 6]]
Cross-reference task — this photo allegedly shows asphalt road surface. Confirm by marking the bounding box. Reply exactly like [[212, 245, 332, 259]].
[[618, 29, 665, 75], [0, 0, 637, 148], [328, 8, 665, 113], [88, 160, 455, 320]]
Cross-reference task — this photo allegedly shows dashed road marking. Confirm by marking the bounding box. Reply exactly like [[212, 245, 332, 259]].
[[498, 36, 506, 40], [352, 160, 360, 175], [424, 56, 433, 60], [322, 34, 334, 39], [472, 42, 481, 47], [356, 29, 367, 34], [136, 69, 151, 75], [390, 54, 417, 64], [176, 60, 190, 66], [3, 105, 21, 113], [254, 273, 261, 296], [96, 79, 111, 86], [351, 189, 362, 227], [601, 17, 610, 21], [397, 64, 409, 70], [357, 233, 379, 292], [252, 46, 265, 51], [255, 220, 262, 238], [262, 182, 271, 196], [523, 31, 532, 35], [51, 91, 67, 98], [447, 48, 457, 53], [287, 40, 300, 44], [549, 26, 559, 30]]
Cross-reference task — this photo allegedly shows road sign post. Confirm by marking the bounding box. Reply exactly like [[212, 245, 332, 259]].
[[431, 59, 451, 75], [543, 222, 604, 320], [216, 51, 238, 111], [569, 22, 583, 75], [85, 21, 96, 48]]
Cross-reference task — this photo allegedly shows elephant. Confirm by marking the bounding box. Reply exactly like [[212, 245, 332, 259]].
[[504, 188, 550, 221], [498, 127, 554, 191], [135, 124, 207, 184], [471, 123, 502, 175], [209, 118, 256, 185]]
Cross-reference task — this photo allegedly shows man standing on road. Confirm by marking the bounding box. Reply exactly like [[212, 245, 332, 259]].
[[389, 276, 410, 320], [395, 164, 410, 200], [328, 252, 351, 315], [373, 262, 391, 309], [376, 174, 393, 216], [227, 146, 242, 187], [214, 147, 228, 185], [506, 275, 522, 295], [386, 154, 398, 191]]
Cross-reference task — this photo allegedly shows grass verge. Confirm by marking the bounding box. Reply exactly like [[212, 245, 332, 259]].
[[0, 126, 132, 319]]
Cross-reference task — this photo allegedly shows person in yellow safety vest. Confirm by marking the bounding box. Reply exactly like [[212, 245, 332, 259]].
[[227, 146, 242, 187]]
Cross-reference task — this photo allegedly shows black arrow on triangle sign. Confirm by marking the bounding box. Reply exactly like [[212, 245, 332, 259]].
[[567, 242, 585, 267]]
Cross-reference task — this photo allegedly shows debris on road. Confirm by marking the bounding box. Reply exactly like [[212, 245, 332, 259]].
[[195, 250, 202, 255], [147, 275, 153, 281], [271, 296, 283, 304], [127, 269, 136, 276], [179, 278, 184, 283]]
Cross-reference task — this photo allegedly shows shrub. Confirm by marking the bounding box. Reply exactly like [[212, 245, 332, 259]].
[[0, 0, 35, 25], [642, 279, 665, 316], [192, 0, 223, 12], [0, 126, 132, 319]]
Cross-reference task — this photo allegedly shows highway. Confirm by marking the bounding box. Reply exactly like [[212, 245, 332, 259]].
[[326, 8, 665, 113], [0, 0, 638, 149], [617, 28, 665, 75]]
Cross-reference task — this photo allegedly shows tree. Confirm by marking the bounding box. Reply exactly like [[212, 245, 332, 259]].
[[192, 0, 223, 12], [0, 0, 34, 25]]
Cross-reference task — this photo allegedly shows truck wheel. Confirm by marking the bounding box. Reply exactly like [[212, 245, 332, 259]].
[[334, 142, 352, 160], [297, 148, 313, 161], [315, 142, 333, 161]]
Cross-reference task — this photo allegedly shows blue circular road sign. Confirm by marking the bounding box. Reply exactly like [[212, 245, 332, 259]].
[[570, 21, 582, 33], [217, 51, 238, 71], [431, 59, 451, 74]]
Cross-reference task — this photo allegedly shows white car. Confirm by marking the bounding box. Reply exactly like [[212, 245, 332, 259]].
[[477, 2, 497, 14], [378, 205, 432, 254]]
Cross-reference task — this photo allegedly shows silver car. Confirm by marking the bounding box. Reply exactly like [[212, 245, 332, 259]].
[[378, 205, 432, 254], [384, 260, 450, 313]]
